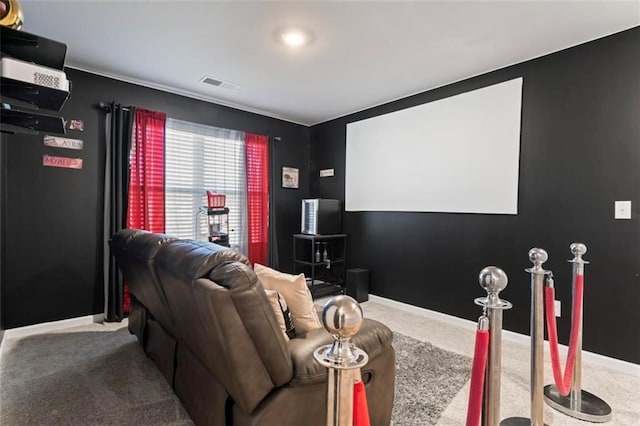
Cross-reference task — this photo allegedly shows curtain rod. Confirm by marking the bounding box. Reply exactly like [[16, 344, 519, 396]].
[[96, 102, 131, 112]]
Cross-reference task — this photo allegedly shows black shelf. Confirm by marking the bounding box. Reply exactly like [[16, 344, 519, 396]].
[[0, 107, 65, 134], [309, 282, 345, 299], [293, 258, 344, 266], [1, 27, 70, 135], [293, 234, 347, 300], [1, 77, 70, 111], [293, 233, 347, 241], [0, 26, 67, 70]]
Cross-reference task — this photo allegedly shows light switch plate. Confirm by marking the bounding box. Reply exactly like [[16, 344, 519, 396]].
[[320, 168, 334, 177], [615, 201, 632, 219], [554, 300, 561, 317]]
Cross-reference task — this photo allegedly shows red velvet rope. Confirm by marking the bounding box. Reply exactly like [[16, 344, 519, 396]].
[[544, 274, 584, 396], [353, 378, 371, 426], [465, 328, 490, 426]]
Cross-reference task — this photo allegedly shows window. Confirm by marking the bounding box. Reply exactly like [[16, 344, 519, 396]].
[[164, 118, 247, 254]]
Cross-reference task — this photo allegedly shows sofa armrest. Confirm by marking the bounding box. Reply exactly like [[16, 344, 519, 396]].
[[287, 318, 393, 387]]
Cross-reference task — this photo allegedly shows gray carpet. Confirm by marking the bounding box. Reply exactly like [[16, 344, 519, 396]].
[[391, 332, 471, 425], [0, 324, 192, 426], [0, 324, 471, 425]]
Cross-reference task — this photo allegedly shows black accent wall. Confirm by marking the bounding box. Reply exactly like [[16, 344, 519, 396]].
[[310, 28, 640, 364], [0, 69, 309, 329]]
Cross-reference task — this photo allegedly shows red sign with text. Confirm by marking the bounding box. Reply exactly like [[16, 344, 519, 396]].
[[43, 155, 83, 170]]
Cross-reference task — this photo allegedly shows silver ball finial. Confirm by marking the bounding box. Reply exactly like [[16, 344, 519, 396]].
[[570, 242, 587, 257], [314, 296, 370, 369], [528, 248, 548, 266], [474, 266, 513, 311], [322, 295, 364, 340], [478, 266, 508, 294]]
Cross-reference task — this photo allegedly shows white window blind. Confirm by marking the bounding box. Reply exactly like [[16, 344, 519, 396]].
[[165, 118, 247, 254]]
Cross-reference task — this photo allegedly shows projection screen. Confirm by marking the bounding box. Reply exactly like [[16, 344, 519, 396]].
[[345, 78, 523, 214]]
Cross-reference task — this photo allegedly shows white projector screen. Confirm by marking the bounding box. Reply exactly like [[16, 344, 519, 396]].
[[345, 78, 523, 214]]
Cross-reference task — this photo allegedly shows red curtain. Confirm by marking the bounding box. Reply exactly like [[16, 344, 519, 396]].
[[127, 108, 166, 232], [125, 108, 166, 313], [245, 133, 269, 265]]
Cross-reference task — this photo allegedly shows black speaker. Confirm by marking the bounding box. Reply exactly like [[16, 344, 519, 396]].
[[346, 268, 369, 303]]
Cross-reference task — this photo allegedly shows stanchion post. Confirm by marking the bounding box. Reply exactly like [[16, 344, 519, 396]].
[[502, 248, 550, 426], [570, 243, 585, 409], [530, 248, 549, 425], [543, 243, 612, 422], [474, 266, 512, 426], [314, 295, 369, 426]]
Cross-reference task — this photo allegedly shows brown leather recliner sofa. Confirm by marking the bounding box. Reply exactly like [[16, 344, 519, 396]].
[[111, 229, 396, 426]]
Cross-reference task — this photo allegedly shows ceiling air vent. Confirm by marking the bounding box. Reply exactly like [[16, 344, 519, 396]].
[[200, 76, 241, 91]]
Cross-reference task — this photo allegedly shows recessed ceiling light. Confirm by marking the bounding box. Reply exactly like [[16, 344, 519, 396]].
[[277, 27, 312, 48]]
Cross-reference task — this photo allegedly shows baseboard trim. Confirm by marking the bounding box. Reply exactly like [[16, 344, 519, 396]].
[[368, 294, 640, 377], [3, 314, 105, 340]]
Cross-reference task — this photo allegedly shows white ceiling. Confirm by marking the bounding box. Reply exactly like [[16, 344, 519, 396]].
[[20, 1, 640, 126]]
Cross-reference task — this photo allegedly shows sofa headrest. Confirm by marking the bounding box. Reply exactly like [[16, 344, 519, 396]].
[[208, 260, 255, 290], [126, 232, 178, 260], [156, 239, 250, 281], [110, 229, 149, 255]]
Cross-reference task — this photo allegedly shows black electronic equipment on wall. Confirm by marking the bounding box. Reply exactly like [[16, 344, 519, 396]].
[[301, 198, 341, 235], [0, 26, 71, 134]]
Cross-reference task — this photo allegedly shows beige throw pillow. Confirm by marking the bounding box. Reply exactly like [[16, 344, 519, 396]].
[[264, 289, 296, 341], [255, 263, 322, 334]]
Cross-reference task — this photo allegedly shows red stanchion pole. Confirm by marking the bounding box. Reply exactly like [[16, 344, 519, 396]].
[[544, 273, 583, 396], [466, 317, 490, 426]]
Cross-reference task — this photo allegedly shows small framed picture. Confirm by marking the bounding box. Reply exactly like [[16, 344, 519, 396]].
[[282, 166, 299, 189], [68, 119, 84, 131]]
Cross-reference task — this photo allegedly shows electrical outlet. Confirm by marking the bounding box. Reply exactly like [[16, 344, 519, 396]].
[[555, 300, 561, 317], [615, 201, 632, 219]]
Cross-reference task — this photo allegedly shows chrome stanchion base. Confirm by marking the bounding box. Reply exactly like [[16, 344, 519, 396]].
[[501, 417, 548, 425], [543, 385, 612, 423]]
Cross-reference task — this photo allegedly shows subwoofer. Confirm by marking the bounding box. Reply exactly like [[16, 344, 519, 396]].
[[346, 268, 369, 303]]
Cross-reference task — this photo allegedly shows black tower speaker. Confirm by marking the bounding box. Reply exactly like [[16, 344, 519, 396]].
[[346, 268, 369, 303]]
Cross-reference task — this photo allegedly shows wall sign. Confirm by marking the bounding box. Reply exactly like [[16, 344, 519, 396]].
[[44, 135, 83, 150], [68, 119, 84, 131], [43, 154, 83, 170]]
